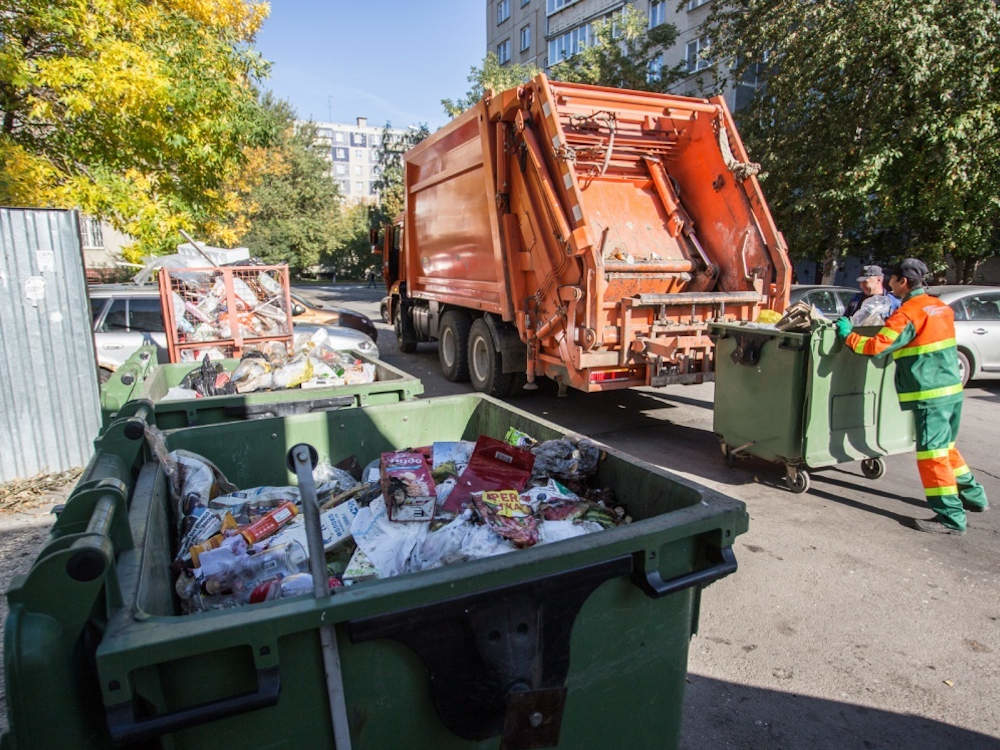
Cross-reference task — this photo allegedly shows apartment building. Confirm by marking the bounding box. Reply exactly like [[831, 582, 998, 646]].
[[300, 116, 409, 203], [486, 0, 759, 112]]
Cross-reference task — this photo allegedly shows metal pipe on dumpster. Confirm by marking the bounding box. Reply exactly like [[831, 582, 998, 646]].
[[288, 443, 353, 750]]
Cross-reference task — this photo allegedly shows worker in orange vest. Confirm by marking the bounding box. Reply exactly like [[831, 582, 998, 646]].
[[835, 258, 989, 534]]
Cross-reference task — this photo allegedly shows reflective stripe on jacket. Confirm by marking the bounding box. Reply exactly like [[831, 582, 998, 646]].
[[843, 289, 962, 406]]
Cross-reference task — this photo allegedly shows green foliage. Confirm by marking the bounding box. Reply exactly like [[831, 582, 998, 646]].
[[369, 123, 430, 228], [703, 0, 1000, 277], [0, 0, 271, 256], [550, 5, 683, 92], [328, 201, 376, 279], [442, 53, 540, 118], [233, 95, 342, 277]]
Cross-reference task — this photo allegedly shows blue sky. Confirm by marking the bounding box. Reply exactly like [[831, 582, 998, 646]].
[[255, 1, 486, 131]]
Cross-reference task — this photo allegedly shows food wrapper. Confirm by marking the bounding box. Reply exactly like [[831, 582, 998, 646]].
[[443, 436, 534, 513], [381, 451, 436, 522], [471, 490, 539, 548]]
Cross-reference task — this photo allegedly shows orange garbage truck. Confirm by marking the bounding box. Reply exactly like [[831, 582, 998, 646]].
[[378, 74, 790, 397]]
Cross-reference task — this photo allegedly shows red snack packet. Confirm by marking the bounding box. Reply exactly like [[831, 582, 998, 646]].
[[442, 436, 535, 513]]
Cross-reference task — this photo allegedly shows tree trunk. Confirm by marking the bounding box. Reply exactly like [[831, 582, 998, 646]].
[[819, 246, 840, 285]]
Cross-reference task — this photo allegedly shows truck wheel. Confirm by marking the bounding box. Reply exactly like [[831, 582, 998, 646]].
[[468, 318, 515, 398], [395, 305, 417, 354], [439, 310, 471, 381]]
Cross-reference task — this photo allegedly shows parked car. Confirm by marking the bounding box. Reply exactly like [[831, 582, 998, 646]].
[[927, 285, 1000, 386], [89, 284, 378, 381], [789, 284, 859, 319], [290, 292, 378, 341]]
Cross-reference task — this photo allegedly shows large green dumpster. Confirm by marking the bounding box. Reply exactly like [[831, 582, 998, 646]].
[[101, 345, 424, 428], [4, 395, 747, 750], [710, 321, 916, 492]]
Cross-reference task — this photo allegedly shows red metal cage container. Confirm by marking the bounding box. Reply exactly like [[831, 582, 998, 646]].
[[158, 265, 294, 362]]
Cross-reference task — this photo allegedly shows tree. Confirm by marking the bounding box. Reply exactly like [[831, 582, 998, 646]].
[[442, 53, 540, 118], [0, 0, 270, 256], [226, 95, 342, 277], [703, 0, 1000, 281], [369, 122, 430, 229], [550, 5, 684, 92]]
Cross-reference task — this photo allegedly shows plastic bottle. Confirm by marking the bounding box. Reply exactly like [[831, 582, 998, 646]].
[[232, 541, 310, 596], [240, 501, 298, 544], [248, 572, 342, 604]]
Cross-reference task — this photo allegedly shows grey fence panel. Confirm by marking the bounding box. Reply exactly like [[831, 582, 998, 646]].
[[0, 208, 101, 482]]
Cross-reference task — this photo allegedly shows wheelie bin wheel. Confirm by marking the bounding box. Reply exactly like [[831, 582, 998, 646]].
[[860, 457, 886, 480], [785, 469, 810, 494]]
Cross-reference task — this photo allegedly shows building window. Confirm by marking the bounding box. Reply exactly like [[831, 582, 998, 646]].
[[81, 217, 104, 249], [334, 131, 346, 143], [497, 0, 510, 24], [649, 0, 666, 28], [497, 38, 511, 64], [335, 164, 347, 176], [353, 165, 362, 176], [687, 0, 710, 10], [647, 53, 664, 84], [546, 0, 580, 14], [354, 148, 365, 160], [350, 132, 367, 147], [520, 24, 531, 51], [685, 36, 712, 73], [333, 147, 349, 161], [547, 23, 590, 65], [355, 181, 364, 194]]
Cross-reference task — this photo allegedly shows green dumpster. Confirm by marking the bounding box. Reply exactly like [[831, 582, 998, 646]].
[[99, 347, 158, 421], [4, 395, 747, 750], [710, 321, 916, 492], [100, 344, 424, 428]]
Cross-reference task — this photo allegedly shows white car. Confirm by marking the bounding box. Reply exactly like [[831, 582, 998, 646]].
[[927, 285, 1000, 386], [89, 284, 378, 381]]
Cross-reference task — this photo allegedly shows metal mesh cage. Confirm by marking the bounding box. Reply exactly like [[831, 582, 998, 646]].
[[158, 265, 293, 362]]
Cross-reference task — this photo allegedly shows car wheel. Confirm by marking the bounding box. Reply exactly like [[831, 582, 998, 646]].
[[957, 349, 972, 387], [380, 299, 390, 323], [438, 310, 472, 381], [468, 318, 516, 398]]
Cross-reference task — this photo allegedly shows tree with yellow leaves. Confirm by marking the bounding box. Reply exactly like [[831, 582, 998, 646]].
[[0, 0, 270, 257]]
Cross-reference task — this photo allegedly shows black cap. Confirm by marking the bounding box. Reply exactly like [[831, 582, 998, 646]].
[[857, 265, 883, 282], [889, 258, 928, 286]]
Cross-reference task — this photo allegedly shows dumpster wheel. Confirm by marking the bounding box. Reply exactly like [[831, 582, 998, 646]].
[[785, 466, 810, 494], [860, 457, 886, 480]]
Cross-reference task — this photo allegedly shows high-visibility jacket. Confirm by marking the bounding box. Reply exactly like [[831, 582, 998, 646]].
[[844, 288, 962, 407]]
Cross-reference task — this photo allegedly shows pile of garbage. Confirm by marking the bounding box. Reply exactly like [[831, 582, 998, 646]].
[[145, 426, 630, 613], [170, 269, 290, 350], [163, 329, 376, 400]]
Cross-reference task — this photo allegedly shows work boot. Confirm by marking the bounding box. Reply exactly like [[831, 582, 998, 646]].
[[962, 501, 989, 513], [912, 517, 966, 535]]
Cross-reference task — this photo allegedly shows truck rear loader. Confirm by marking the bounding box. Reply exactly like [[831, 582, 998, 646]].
[[379, 74, 791, 396]]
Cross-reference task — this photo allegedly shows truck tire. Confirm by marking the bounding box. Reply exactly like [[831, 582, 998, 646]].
[[395, 303, 417, 354], [468, 318, 516, 398], [439, 310, 472, 381]]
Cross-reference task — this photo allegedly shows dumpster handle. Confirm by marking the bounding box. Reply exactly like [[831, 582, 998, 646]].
[[222, 395, 355, 420], [634, 545, 737, 598], [105, 665, 280, 744]]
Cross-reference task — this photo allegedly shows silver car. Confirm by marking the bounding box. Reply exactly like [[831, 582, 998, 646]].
[[927, 285, 1000, 386], [89, 284, 378, 381], [789, 284, 859, 319]]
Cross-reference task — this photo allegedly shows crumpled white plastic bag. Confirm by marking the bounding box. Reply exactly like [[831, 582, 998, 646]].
[[350, 496, 428, 578], [851, 295, 893, 327]]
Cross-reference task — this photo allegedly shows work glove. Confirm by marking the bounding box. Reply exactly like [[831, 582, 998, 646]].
[[834, 317, 853, 340]]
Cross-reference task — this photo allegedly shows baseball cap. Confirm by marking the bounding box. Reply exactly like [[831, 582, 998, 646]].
[[857, 265, 883, 282], [888, 258, 929, 285]]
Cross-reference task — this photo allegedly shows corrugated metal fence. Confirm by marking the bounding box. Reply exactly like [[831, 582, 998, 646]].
[[0, 208, 101, 482]]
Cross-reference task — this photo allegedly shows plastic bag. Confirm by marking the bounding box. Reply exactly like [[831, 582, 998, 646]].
[[271, 355, 314, 389], [443, 436, 535, 513], [538, 519, 603, 544], [530, 438, 601, 481], [851, 295, 893, 327], [458, 524, 516, 560], [349, 496, 429, 578], [230, 352, 273, 393], [312, 462, 360, 497], [406, 510, 476, 572], [163, 386, 199, 401]]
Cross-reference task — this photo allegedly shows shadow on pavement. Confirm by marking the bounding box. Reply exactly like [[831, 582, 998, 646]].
[[811, 471, 928, 510], [680, 673, 999, 750]]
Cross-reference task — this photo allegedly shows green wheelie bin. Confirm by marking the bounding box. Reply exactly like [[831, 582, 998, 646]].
[[4, 395, 747, 750], [100, 344, 424, 428], [710, 321, 916, 493]]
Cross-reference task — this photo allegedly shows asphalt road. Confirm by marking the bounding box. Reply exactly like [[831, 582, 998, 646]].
[[301, 283, 1000, 749]]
